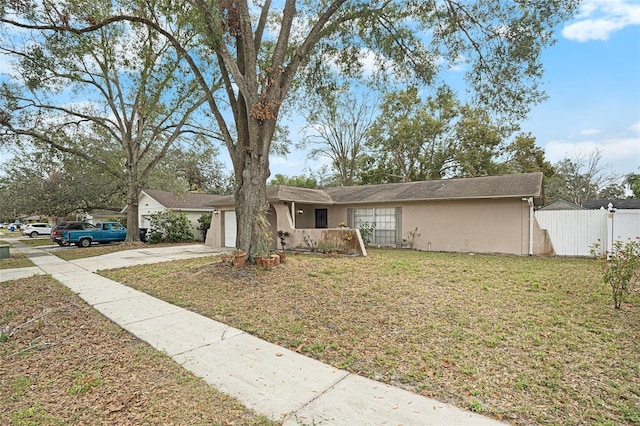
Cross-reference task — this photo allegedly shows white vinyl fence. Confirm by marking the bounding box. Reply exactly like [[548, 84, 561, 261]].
[[535, 208, 640, 256]]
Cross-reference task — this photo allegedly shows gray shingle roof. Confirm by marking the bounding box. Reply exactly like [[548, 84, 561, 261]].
[[539, 200, 584, 211], [267, 185, 334, 204], [324, 172, 544, 204], [143, 189, 229, 210], [582, 199, 640, 210], [197, 172, 545, 208]]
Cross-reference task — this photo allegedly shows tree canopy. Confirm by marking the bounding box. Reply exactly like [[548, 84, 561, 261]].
[[0, 4, 215, 238], [0, 0, 579, 256], [544, 151, 624, 205]]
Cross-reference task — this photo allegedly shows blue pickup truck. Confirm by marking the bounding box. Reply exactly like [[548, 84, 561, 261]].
[[62, 222, 127, 247]]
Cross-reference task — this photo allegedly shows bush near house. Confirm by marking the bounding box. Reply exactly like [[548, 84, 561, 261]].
[[147, 210, 194, 244], [197, 213, 212, 240]]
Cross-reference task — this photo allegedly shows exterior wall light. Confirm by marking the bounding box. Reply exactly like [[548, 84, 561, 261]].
[[297, 209, 304, 214]]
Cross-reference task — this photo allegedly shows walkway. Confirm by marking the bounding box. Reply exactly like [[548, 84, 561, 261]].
[[2, 241, 505, 425]]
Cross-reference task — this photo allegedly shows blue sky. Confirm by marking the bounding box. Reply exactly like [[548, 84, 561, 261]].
[[1, 1, 638, 185], [271, 0, 640, 182]]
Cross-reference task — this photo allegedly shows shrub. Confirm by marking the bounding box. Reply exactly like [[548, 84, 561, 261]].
[[403, 227, 421, 249], [303, 235, 318, 251], [147, 210, 194, 244], [197, 213, 212, 240], [359, 222, 376, 246], [590, 238, 640, 309]]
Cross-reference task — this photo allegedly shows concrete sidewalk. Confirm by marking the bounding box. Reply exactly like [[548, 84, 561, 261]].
[[5, 244, 505, 425]]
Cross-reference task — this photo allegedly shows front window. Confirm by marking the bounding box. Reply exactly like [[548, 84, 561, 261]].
[[351, 207, 400, 246]]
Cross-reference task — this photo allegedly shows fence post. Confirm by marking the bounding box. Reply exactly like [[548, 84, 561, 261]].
[[606, 203, 615, 259]]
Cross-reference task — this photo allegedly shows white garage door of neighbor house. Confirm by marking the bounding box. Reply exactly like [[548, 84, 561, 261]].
[[224, 211, 237, 248]]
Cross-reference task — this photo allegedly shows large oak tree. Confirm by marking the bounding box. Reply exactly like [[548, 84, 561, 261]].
[[1, 0, 578, 256], [0, 5, 214, 240]]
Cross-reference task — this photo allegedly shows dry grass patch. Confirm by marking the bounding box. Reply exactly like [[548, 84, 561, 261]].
[[0, 252, 34, 269], [0, 275, 275, 425], [16, 238, 56, 248], [102, 249, 640, 425]]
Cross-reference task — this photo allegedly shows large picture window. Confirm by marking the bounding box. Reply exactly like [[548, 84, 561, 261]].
[[349, 207, 402, 246]]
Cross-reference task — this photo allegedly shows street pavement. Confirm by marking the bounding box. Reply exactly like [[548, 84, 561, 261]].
[[1, 238, 506, 425]]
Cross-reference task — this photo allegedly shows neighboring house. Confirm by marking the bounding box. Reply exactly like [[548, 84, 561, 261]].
[[581, 199, 640, 210], [539, 200, 584, 211], [138, 190, 229, 241], [205, 172, 552, 256]]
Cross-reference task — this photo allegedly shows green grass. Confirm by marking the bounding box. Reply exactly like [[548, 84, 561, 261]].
[[101, 249, 640, 425], [18, 238, 56, 248], [0, 252, 34, 269]]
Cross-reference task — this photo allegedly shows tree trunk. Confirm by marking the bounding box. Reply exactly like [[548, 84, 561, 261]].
[[233, 120, 274, 260], [125, 186, 140, 242]]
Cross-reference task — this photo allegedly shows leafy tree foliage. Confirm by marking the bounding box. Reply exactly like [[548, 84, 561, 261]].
[[148, 143, 235, 195], [365, 86, 457, 182], [545, 151, 623, 204], [625, 173, 640, 198], [499, 133, 555, 177], [0, 0, 579, 256], [268, 174, 317, 189], [0, 149, 123, 221], [0, 7, 214, 241], [453, 105, 503, 176], [364, 86, 508, 182]]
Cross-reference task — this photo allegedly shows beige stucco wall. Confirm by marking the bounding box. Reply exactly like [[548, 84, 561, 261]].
[[206, 208, 234, 247], [325, 199, 547, 256], [398, 199, 529, 255], [206, 198, 549, 256]]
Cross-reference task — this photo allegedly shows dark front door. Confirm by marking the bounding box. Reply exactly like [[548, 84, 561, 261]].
[[315, 209, 328, 228]]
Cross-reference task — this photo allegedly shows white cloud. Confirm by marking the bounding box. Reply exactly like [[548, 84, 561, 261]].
[[544, 134, 640, 175], [562, 0, 640, 42], [581, 128, 602, 135], [630, 121, 640, 133]]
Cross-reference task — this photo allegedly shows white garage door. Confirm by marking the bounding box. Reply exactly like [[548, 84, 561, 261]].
[[224, 211, 237, 248]]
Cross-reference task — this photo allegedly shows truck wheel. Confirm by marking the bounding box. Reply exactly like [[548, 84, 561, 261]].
[[79, 238, 91, 248], [61, 240, 70, 247], [30, 231, 38, 238], [57, 241, 64, 246]]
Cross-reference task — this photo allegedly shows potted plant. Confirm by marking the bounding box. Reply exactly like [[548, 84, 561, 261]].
[[256, 231, 271, 266], [231, 249, 247, 267], [263, 255, 276, 270], [276, 230, 290, 262]]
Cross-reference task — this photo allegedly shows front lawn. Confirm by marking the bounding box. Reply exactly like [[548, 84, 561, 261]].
[[101, 249, 640, 425], [0, 275, 274, 425]]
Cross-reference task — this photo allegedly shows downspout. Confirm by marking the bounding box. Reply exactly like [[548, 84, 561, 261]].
[[524, 197, 534, 255]]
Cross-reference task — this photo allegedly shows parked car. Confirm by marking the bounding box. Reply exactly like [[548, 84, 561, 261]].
[[50, 222, 96, 246], [62, 221, 127, 247], [0, 223, 8, 229], [23, 223, 54, 238], [8, 223, 24, 231]]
